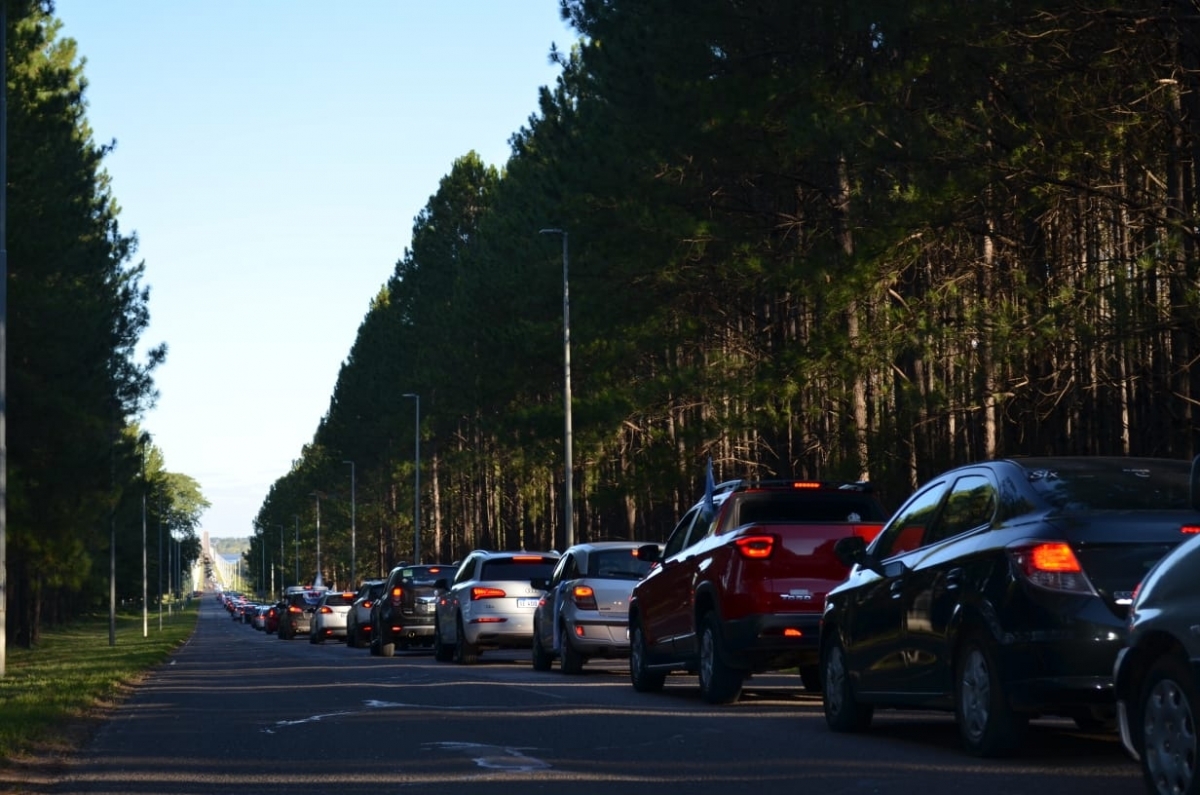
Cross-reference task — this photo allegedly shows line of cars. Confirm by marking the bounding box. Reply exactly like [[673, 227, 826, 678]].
[[234, 455, 1200, 794]]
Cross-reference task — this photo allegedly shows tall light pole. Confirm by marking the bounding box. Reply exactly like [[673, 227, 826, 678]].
[[538, 228, 574, 549], [310, 492, 323, 586], [343, 460, 356, 585], [140, 433, 150, 638], [402, 394, 421, 563], [293, 515, 300, 585]]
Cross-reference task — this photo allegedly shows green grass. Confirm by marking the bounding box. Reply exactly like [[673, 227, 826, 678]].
[[0, 603, 198, 762]]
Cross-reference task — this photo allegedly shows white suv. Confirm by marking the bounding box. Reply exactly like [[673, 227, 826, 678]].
[[433, 550, 559, 664]]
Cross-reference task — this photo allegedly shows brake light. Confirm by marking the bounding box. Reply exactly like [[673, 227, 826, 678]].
[[1183, 525, 1200, 535], [571, 585, 598, 611], [1008, 542, 1095, 595], [852, 524, 884, 543], [472, 587, 506, 600], [512, 556, 545, 562], [390, 586, 403, 605], [362, 600, 374, 609], [319, 606, 332, 614], [735, 535, 776, 559], [792, 481, 822, 489], [288, 605, 303, 614]]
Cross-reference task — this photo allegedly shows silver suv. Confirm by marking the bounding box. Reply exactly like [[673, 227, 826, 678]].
[[432, 550, 559, 664]]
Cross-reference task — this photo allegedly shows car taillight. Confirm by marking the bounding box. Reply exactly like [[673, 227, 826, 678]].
[[735, 535, 776, 559], [472, 587, 506, 600], [853, 523, 884, 544], [362, 600, 374, 609], [390, 587, 403, 605], [1183, 525, 1200, 535], [319, 606, 332, 614], [571, 585, 598, 611], [1008, 542, 1096, 595], [288, 605, 302, 614]]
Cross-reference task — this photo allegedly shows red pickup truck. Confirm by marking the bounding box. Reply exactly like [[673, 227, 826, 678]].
[[629, 479, 886, 703]]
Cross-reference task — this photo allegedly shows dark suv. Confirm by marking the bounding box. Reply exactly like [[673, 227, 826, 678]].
[[370, 564, 452, 657], [277, 587, 328, 640]]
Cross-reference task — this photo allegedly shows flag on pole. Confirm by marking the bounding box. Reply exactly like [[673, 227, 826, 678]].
[[704, 456, 716, 515]]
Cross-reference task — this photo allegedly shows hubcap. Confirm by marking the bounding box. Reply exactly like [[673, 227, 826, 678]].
[[1144, 677, 1198, 794]]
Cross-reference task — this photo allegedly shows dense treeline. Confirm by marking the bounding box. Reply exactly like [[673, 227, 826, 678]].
[[246, 0, 1200, 591], [4, 0, 205, 646]]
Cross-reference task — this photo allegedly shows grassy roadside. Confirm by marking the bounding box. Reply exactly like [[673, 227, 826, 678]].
[[0, 602, 199, 775]]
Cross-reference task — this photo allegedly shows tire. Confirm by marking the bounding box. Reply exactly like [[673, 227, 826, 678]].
[[531, 622, 553, 671], [346, 620, 360, 649], [955, 634, 1027, 757], [698, 612, 744, 704], [1139, 653, 1200, 795], [629, 620, 666, 693], [310, 629, 322, 644], [454, 614, 479, 665], [822, 637, 873, 732], [433, 614, 454, 662], [560, 627, 585, 675]]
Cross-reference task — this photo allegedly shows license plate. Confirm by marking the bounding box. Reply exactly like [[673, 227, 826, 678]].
[[516, 598, 539, 608]]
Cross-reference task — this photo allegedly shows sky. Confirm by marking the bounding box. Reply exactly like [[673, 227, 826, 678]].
[[54, 1, 576, 538]]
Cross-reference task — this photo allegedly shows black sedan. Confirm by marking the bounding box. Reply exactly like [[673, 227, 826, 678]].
[[1114, 528, 1200, 795], [820, 456, 1200, 758]]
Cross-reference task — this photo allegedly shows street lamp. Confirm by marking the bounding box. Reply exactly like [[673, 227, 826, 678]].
[[293, 515, 300, 585], [402, 394, 421, 563], [538, 228, 574, 549], [309, 492, 323, 586], [343, 460, 356, 585], [139, 432, 150, 638]]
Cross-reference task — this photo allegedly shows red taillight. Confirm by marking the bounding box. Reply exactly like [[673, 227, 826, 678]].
[[288, 605, 302, 614], [735, 535, 776, 559], [1009, 542, 1095, 595], [319, 606, 332, 614], [792, 481, 821, 489], [1182, 525, 1200, 535], [390, 586, 403, 605], [362, 600, 374, 609], [853, 524, 884, 544], [571, 585, 598, 611], [472, 587, 506, 600]]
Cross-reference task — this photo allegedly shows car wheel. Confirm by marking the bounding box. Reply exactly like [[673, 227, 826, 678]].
[[379, 625, 395, 658], [822, 637, 873, 732], [346, 620, 359, 648], [1139, 653, 1200, 795], [629, 620, 666, 693], [310, 629, 323, 644], [698, 612, 744, 704], [433, 614, 455, 662], [560, 626, 585, 675], [454, 614, 479, 665], [955, 633, 1027, 757], [531, 622, 553, 672]]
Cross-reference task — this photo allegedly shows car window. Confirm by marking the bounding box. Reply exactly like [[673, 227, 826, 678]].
[[663, 505, 713, 559], [549, 553, 571, 587], [873, 480, 948, 559], [453, 556, 478, 586], [926, 474, 996, 544], [323, 593, 356, 607], [479, 556, 558, 581], [588, 548, 653, 579], [734, 494, 886, 524]]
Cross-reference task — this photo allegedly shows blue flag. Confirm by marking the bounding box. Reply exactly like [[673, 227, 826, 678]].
[[704, 456, 716, 514]]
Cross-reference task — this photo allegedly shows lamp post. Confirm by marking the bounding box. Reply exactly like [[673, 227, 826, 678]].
[[343, 460, 356, 585], [402, 393, 421, 563], [538, 228, 574, 549], [293, 515, 300, 585], [139, 433, 150, 638], [310, 492, 323, 587]]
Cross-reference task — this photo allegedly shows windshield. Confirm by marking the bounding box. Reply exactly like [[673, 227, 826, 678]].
[[1020, 457, 1194, 511]]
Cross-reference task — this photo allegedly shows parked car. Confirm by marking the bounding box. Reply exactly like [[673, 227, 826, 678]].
[[1114, 529, 1200, 795], [277, 587, 328, 640], [344, 579, 386, 649], [821, 456, 1200, 758], [371, 564, 452, 657], [433, 551, 560, 664], [263, 600, 284, 635], [252, 605, 269, 631], [531, 541, 656, 674], [310, 590, 357, 643], [629, 477, 887, 703]]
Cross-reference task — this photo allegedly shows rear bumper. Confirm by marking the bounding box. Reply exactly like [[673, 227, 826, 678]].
[[567, 618, 630, 657], [721, 613, 822, 671]]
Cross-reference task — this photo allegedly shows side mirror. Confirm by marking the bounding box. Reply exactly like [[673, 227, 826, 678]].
[[834, 535, 867, 567], [635, 543, 663, 564]]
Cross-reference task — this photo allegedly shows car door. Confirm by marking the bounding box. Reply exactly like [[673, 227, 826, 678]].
[[437, 555, 477, 644], [897, 471, 998, 697], [845, 479, 949, 696], [547, 552, 580, 653], [641, 503, 715, 661]]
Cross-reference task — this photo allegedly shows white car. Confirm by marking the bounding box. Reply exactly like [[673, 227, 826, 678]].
[[531, 541, 655, 674], [432, 550, 559, 664], [310, 590, 357, 643]]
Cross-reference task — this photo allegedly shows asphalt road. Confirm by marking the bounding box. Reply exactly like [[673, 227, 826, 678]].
[[40, 596, 1146, 795]]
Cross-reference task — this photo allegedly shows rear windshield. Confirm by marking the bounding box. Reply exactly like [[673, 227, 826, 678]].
[[588, 549, 655, 580], [734, 493, 886, 524], [1021, 458, 1194, 511], [323, 593, 356, 607], [480, 557, 558, 582], [400, 565, 451, 585]]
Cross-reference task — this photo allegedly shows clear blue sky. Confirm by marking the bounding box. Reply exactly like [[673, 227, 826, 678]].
[[55, 1, 575, 538]]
